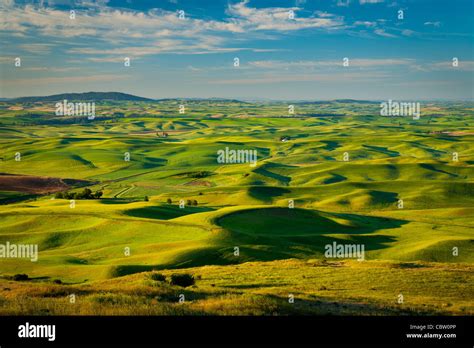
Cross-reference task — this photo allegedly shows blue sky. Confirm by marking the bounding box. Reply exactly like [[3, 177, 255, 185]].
[[0, 0, 473, 100]]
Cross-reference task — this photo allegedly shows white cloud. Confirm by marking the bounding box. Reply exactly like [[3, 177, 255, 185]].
[[359, 0, 384, 4], [0, 1, 346, 60], [187, 65, 202, 72], [336, 0, 351, 7], [374, 29, 397, 38], [21, 66, 81, 72], [249, 58, 415, 70], [354, 21, 377, 27], [2, 1, 344, 39], [424, 21, 441, 27], [226, 0, 344, 31], [428, 60, 474, 72], [18, 43, 55, 54]]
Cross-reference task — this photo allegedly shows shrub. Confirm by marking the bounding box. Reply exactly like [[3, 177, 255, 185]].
[[54, 192, 64, 199], [192, 200, 198, 206], [90, 293, 135, 305], [149, 273, 166, 282], [12, 274, 29, 281], [144, 196, 149, 202], [187, 171, 210, 178], [166, 198, 172, 204], [170, 274, 195, 287], [186, 199, 192, 206], [53, 279, 62, 284]]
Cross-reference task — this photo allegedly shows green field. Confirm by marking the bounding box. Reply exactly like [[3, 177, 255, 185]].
[[0, 99, 473, 315]]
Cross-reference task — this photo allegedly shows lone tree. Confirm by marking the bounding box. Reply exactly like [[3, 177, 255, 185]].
[[144, 196, 149, 202], [192, 200, 198, 206], [166, 198, 172, 204], [81, 188, 93, 199]]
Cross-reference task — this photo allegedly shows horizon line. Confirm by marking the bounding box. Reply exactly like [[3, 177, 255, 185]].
[[2, 92, 473, 103]]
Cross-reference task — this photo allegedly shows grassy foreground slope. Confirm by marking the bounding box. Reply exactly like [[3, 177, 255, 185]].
[[0, 259, 472, 315]]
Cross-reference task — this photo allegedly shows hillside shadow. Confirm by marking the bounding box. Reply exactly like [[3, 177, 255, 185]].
[[320, 140, 341, 151], [322, 173, 347, 184], [100, 198, 138, 204], [252, 167, 291, 186], [363, 145, 400, 157], [212, 208, 408, 262], [266, 294, 443, 315], [124, 205, 215, 220], [247, 186, 291, 203], [108, 264, 164, 277], [419, 163, 458, 178]]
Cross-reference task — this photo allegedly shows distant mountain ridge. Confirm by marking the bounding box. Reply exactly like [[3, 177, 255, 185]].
[[7, 93, 382, 104], [332, 99, 379, 104], [158, 97, 246, 103], [10, 92, 154, 103]]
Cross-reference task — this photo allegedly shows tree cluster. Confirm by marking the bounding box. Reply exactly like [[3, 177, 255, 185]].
[[166, 198, 198, 206], [55, 188, 103, 200]]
